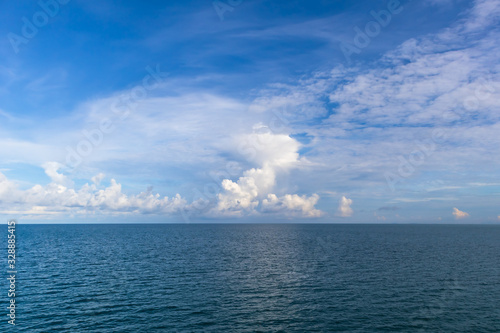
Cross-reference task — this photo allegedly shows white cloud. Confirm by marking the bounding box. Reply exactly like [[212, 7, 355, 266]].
[[337, 196, 353, 217], [0, 169, 187, 217], [262, 193, 322, 217], [452, 207, 470, 219], [91, 173, 105, 185], [238, 127, 302, 168], [1, 145, 323, 219], [212, 130, 322, 218], [463, 0, 500, 32], [0, 171, 17, 200], [42, 162, 73, 187]]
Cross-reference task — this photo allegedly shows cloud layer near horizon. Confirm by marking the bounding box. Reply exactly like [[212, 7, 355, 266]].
[[0, 130, 324, 220]]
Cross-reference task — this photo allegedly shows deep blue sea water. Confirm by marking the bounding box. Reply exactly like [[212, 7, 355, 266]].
[[2, 224, 500, 332]]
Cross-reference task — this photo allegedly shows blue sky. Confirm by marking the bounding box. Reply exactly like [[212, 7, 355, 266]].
[[0, 0, 499, 223]]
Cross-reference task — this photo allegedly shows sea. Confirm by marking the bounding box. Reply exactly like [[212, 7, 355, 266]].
[[2, 224, 500, 332]]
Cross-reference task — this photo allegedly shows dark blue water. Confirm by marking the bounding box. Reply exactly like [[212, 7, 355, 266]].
[[2, 224, 500, 332]]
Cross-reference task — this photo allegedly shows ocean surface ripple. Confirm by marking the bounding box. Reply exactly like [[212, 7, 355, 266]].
[[3, 224, 500, 332]]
